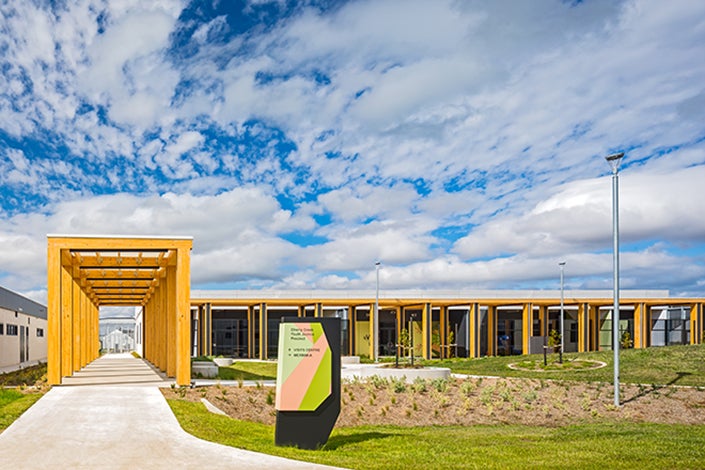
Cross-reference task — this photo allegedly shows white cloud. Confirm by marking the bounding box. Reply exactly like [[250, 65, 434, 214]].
[[455, 163, 705, 260], [0, 187, 318, 288], [1, 0, 705, 298], [78, 6, 181, 129]]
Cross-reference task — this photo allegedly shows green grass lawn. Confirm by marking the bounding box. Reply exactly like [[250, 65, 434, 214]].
[[425, 344, 705, 387], [216, 361, 277, 381], [0, 365, 48, 432], [168, 399, 705, 469], [0, 389, 43, 432], [207, 344, 705, 386], [170, 344, 705, 468]]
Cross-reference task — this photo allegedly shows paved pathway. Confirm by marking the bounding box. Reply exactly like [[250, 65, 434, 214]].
[[0, 354, 339, 469]]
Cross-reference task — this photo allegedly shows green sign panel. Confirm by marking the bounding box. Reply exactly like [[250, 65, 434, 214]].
[[276, 322, 332, 411]]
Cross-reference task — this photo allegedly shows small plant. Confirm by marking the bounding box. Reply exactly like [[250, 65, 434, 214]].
[[548, 329, 561, 353], [412, 377, 428, 393], [510, 398, 521, 411], [460, 380, 476, 396], [371, 375, 388, 389], [621, 331, 633, 349], [390, 377, 407, 393], [580, 394, 592, 412], [480, 386, 493, 406], [431, 378, 448, 393], [398, 328, 410, 360], [266, 389, 275, 406], [541, 404, 551, 417], [522, 389, 538, 404]]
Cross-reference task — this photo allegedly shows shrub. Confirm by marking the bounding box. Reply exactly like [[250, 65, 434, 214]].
[[390, 377, 407, 393], [431, 378, 448, 393], [412, 377, 428, 393]]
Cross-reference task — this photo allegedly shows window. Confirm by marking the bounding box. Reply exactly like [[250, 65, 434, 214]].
[[570, 322, 578, 343], [37, 328, 44, 337], [6, 324, 18, 336], [0, 323, 3, 335]]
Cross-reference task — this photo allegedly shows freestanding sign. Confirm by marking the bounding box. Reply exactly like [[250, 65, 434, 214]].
[[275, 317, 341, 449]]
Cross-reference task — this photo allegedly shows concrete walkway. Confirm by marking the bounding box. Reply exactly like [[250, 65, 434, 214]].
[[59, 353, 174, 387], [0, 354, 340, 469]]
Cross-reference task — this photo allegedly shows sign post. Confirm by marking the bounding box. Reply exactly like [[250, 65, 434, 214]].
[[275, 317, 341, 450]]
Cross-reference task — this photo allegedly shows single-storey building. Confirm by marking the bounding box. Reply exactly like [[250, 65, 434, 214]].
[[187, 289, 704, 361], [0, 285, 47, 372]]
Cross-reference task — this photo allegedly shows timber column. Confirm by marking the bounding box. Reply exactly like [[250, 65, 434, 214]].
[[487, 305, 497, 356], [422, 303, 433, 360], [522, 303, 532, 355], [468, 303, 481, 358], [258, 303, 267, 360]]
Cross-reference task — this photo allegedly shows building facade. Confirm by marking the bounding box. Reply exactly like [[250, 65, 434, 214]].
[[99, 317, 137, 353], [0, 286, 47, 371], [190, 289, 704, 360]]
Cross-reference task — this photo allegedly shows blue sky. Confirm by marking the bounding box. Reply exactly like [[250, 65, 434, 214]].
[[1, 0, 705, 304]]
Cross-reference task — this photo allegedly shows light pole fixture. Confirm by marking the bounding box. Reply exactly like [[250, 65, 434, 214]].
[[559, 261, 566, 358], [374, 261, 380, 362], [606, 151, 624, 407]]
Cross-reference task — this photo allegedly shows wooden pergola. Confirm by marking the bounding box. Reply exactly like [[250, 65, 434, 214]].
[[47, 235, 192, 386]]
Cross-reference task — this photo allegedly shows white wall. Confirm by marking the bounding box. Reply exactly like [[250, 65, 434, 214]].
[[0, 307, 47, 369]]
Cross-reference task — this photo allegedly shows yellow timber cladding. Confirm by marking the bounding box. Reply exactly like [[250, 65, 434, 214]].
[[47, 236, 192, 386], [190, 290, 705, 360]]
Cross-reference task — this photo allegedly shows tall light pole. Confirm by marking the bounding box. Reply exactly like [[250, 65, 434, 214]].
[[559, 261, 566, 356], [374, 261, 380, 362], [606, 151, 624, 407]]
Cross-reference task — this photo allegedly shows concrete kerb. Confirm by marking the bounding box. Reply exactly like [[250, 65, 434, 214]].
[[341, 363, 451, 383], [0, 360, 45, 375]]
